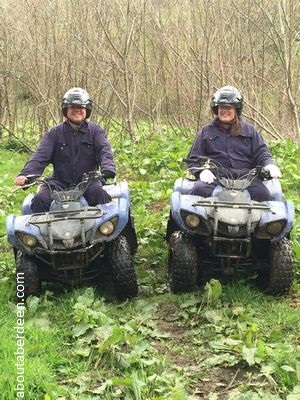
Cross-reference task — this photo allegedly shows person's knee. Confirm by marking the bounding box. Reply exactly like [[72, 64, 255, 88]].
[[31, 192, 52, 213], [85, 185, 111, 205], [248, 181, 273, 202], [191, 181, 214, 197], [97, 188, 111, 204], [254, 189, 273, 202]]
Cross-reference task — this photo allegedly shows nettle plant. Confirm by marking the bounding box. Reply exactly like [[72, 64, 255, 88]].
[[175, 280, 300, 396], [68, 287, 192, 399]]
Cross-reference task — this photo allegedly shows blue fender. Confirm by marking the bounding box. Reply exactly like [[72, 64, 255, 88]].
[[171, 191, 209, 235], [103, 181, 130, 202], [100, 181, 130, 240], [6, 213, 47, 251], [7, 181, 132, 251], [284, 199, 295, 235], [6, 214, 17, 247], [263, 179, 283, 201], [173, 177, 195, 194], [255, 199, 294, 241], [96, 196, 130, 241], [271, 199, 294, 241], [22, 194, 35, 215]]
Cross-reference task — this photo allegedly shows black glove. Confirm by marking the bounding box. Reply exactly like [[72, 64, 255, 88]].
[[102, 170, 116, 180], [189, 169, 200, 179]]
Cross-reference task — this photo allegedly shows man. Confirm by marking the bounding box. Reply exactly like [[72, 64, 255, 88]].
[[15, 87, 116, 212], [187, 85, 281, 201]]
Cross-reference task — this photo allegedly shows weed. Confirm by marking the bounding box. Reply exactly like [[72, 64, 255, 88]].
[[0, 126, 299, 399]]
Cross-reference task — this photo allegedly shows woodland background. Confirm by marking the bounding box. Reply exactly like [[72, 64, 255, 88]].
[[0, 0, 300, 144]]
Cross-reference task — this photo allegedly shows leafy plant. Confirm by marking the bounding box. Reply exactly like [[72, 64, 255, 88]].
[[0, 125, 299, 399]]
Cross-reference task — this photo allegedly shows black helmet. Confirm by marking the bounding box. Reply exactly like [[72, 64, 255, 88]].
[[211, 86, 243, 116], [61, 87, 92, 118]]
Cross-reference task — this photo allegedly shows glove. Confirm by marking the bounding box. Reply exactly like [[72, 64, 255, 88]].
[[199, 169, 216, 184], [102, 170, 116, 180], [189, 169, 200, 179], [264, 164, 282, 179]]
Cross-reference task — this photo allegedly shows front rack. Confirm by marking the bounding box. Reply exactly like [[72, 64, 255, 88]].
[[193, 199, 270, 211], [193, 199, 270, 258], [28, 207, 105, 250]]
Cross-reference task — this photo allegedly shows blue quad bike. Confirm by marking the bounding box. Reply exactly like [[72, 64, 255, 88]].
[[7, 171, 138, 300], [166, 157, 295, 295]]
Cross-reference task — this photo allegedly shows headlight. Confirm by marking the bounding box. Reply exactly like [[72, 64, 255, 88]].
[[99, 220, 115, 236], [266, 221, 285, 236], [180, 210, 210, 235], [185, 214, 200, 229], [17, 233, 37, 247]]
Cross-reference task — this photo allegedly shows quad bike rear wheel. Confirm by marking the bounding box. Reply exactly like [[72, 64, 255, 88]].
[[108, 235, 138, 300], [16, 251, 41, 299], [263, 238, 294, 295], [168, 230, 198, 293]]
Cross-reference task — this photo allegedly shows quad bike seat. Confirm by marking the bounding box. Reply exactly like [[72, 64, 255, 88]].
[[173, 177, 283, 202], [22, 182, 130, 215]]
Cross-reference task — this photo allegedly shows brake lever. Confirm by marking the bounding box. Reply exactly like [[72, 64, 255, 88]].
[[256, 166, 272, 180], [12, 181, 38, 192]]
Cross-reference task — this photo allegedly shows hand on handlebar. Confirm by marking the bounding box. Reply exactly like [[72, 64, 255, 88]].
[[102, 170, 116, 180], [199, 169, 216, 184], [14, 176, 28, 186], [264, 164, 282, 179]]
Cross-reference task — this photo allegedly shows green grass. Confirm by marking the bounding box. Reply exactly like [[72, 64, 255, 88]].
[[0, 127, 299, 399]]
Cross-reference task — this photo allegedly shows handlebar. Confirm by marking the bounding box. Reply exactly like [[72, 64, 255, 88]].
[[13, 175, 44, 192], [183, 156, 273, 182], [82, 170, 104, 182], [183, 156, 209, 165], [25, 174, 42, 184], [13, 170, 106, 193]]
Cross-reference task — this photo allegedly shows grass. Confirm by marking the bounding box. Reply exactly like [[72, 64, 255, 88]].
[[0, 126, 299, 399]]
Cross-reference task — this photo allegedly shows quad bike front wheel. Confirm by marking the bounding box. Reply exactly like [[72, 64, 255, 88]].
[[168, 230, 198, 293], [108, 235, 138, 300], [263, 238, 295, 295], [15, 251, 41, 299]]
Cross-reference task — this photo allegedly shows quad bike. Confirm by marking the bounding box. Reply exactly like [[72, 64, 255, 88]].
[[166, 157, 295, 295], [7, 171, 138, 300]]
